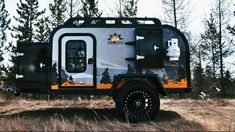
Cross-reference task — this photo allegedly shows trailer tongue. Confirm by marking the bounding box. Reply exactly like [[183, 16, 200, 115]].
[[15, 17, 191, 122]]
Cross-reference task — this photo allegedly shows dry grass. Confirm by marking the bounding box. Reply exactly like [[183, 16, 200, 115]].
[[0, 94, 234, 131], [0, 116, 205, 131]]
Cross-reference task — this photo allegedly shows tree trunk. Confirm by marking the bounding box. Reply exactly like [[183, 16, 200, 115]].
[[70, 0, 73, 18], [173, 0, 177, 28], [218, 0, 224, 97], [211, 41, 215, 78], [119, 0, 122, 17]]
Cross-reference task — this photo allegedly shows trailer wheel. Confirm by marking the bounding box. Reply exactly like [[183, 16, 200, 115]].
[[115, 82, 160, 122]]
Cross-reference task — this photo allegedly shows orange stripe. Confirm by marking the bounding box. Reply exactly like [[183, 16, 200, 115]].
[[163, 79, 188, 89], [97, 84, 112, 89]]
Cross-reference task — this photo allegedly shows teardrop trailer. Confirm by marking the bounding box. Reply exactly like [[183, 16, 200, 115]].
[[15, 17, 191, 122]]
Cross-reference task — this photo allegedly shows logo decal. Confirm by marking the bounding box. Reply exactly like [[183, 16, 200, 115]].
[[108, 33, 125, 44]]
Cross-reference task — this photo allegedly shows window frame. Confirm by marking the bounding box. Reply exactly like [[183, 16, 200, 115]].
[[65, 40, 87, 73]]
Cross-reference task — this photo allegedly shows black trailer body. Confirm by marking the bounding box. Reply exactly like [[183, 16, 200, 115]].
[[15, 17, 191, 122]]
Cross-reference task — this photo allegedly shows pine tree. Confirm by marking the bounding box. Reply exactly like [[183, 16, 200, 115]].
[[0, 0, 10, 80], [34, 16, 51, 42], [81, 0, 102, 18], [119, 0, 138, 18], [0, 0, 10, 63], [69, 75, 73, 81], [210, 0, 235, 97], [61, 69, 68, 84], [67, 0, 81, 18], [0, 65, 7, 81], [192, 65, 206, 98], [51, 63, 58, 85], [12, 0, 45, 42], [49, 0, 67, 27], [113, 75, 117, 83], [126, 64, 135, 74], [100, 68, 111, 84], [201, 14, 234, 78], [204, 65, 221, 97], [5, 42, 17, 86], [223, 70, 235, 97], [201, 14, 220, 78], [162, 0, 190, 32]]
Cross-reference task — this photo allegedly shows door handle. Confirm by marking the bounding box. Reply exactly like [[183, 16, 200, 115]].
[[154, 45, 159, 51], [40, 63, 45, 68]]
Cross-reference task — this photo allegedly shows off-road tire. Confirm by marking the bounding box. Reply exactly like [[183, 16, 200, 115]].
[[115, 82, 160, 122]]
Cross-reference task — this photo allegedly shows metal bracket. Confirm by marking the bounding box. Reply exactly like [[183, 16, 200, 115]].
[[40, 63, 45, 68], [73, 20, 83, 27], [16, 52, 24, 57], [136, 35, 144, 40], [16, 74, 24, 79], [154, 45, 159, 51], [136, 55, 145, 60]]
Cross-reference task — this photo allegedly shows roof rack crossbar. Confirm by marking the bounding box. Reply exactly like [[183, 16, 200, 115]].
[[64, 17, 161, 27]]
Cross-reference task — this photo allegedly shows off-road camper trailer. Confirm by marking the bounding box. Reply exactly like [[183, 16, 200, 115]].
[[16, 17, 191, 122]]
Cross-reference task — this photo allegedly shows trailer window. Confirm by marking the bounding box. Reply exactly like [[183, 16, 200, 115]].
[[66, 40, 86, 73]]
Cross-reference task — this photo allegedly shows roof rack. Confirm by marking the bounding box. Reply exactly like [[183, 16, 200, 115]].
[[64, 17, 162, 28]]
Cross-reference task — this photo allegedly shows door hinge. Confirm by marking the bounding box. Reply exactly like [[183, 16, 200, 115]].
[[136, 55, 145, 60], [16, 52, 24, 57], [136, 35, 144, 40], [16, 74, 24, 79]]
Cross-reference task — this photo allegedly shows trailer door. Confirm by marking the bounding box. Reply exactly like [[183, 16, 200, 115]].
[[136, 28, 164, 68], [17, 43, 49, 93], [59, 34, 96, 88]]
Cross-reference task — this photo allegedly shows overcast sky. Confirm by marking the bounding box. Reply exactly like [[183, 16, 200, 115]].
[[5, 0, 235, 33], [6, 0, 232, 34], [3, 0, 235, 73]]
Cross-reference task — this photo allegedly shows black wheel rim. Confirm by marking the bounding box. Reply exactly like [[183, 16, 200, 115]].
[[124, 90, 153, 119]]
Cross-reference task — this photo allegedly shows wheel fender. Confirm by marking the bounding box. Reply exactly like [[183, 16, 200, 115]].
[[112, 74, 168, 96]]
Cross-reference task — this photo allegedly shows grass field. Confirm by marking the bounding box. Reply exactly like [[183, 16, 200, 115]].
[[0, 95, 235, 131]]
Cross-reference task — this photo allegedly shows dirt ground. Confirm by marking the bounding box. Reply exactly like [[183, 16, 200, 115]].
[[162, 99, 235, 131], [0, 96, 235, 131]]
